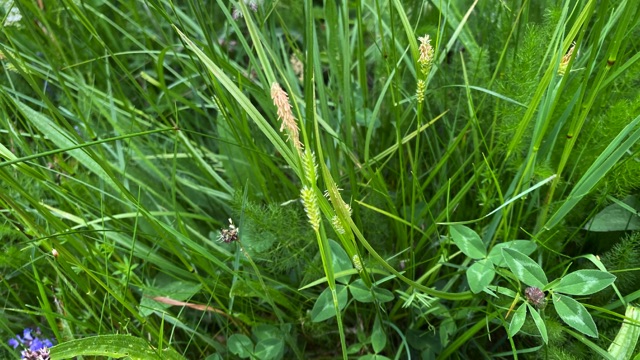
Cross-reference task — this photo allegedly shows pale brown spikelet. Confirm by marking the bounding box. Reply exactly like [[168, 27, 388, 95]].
[[558, 42, 576, 76], [290, 53, 304, 81], [270, 82, 303, 152], [418, 35, 435, 76]]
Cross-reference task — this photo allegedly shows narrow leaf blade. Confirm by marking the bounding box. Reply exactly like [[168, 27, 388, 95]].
[[527, 303, 548, 344]]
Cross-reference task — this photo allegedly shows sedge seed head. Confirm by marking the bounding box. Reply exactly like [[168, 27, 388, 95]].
[[416, 79, 426, 103], [352, 254, 363, 272], [301, 186, 320, 231], [331, 215, 345, 234], [271, 82, 303, 152], [558, 42, 576, 76], [302, 150, 318, 185], [417, 35, 435, 76]]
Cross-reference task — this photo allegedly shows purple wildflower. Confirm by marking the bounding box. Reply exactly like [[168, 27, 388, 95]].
[[524, 286, 547, 310], [21, 348, 50, 360], [22, 328, 34, 342], [7, 328, 54, 359]]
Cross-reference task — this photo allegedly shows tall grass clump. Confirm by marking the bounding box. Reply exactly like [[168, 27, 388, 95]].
[[1, 0, 639, 359]]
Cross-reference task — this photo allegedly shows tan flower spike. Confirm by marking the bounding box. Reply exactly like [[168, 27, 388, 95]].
[[271, 82, 303, 152], [418, 35, 435, 76], [558, 42, 576, 76]]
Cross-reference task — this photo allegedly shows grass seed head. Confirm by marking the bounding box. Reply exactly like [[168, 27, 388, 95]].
[[301, 186, 320, 231], [416, 79, 426, 103], [352, 254, 363, 272], [271, 82, 303, 152], [558, 42, 576, 76], [302, 150, 318, 185], [418, 35, 435, 76]]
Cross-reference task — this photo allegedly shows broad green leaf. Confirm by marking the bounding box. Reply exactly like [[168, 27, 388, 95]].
[[440, 316, 457, 346], [580, 254, 625, 304], [349, 279, 394, 303], [508, 303, 527, 337], [450, 224, 486, 259], [139, 280, 202, 317], [254, 338, 285, 360], [311, 285, 349, 322], [371, 315, 386, 353], [251, 324, 285, 352], [502, 248, 548, 288], [553, 293, 598, 338], [527, 303, 548, 344], [608, 305, 640, 360], [349, 280, 373, 302], [372, 287, 395, 303], [544, 114, 640, 230], [228, 334, 254, 358], [585, 195, 640, 232], [347, 343, 365, 354], [466, 259, 495, 293], [488, 240, 537, 267], [554, 270, 616, 295], [330, 239, 353, 284], [253, 324, 283, 342], [50, 335, 186, 360]]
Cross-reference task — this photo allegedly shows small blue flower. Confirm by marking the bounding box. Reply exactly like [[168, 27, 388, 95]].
[[29, 338, 46, 352], [7, 327, 54, 359], [22, 328, 33, 342], [8, 337, 20, 348]]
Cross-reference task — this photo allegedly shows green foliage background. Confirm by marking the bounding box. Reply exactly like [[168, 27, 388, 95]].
[[0, 0, 639, 359]]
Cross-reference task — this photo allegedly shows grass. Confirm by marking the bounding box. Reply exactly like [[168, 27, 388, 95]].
[[1, 0, 640, 359]]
